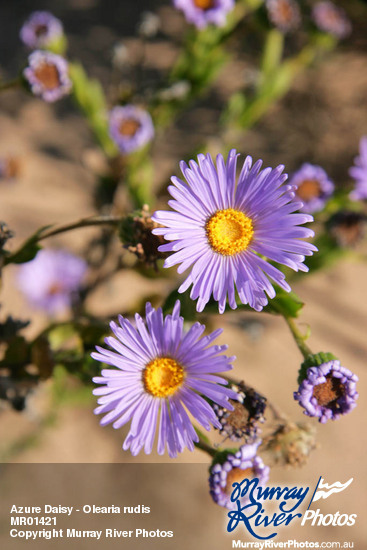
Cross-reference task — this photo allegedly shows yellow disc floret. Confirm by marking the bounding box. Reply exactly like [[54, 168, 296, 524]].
[[205, 208, 254, 256], [143, 357, 185, 398]]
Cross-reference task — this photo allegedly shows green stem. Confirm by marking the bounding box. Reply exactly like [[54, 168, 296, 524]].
[[37, 215, 121, 241], [235, 34, 336, 130], [194, 438, 217, 458], [259, 29, 284, 86], [283, 316, 313, 360]]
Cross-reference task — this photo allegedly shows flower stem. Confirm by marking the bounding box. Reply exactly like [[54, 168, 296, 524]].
[[283, 316, 313, 360], [194, 437, 217, 458], [0, 77, 21, 92], [37, 215, 121, 241]]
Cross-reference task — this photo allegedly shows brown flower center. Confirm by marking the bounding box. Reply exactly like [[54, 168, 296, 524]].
[[278, 0, 293, 22], [296, 179, 321, 202], [312, 375, 345, 407], [225, 467, 254, 495], [119, 119, 141, 137], [48, 282, 63, 296], [34, 24, 48, 38], [226, 400, 250, 431], [34, 63, 60, 90], [193, 0, 214, 10]]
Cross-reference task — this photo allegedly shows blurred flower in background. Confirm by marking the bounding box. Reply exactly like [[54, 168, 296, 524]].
[[109, 105, 154, 154], [23, 50, 72, 102], [173, 0, 235, 29], [312, 1, 351, 39], [209, 441, 270, 509], [265, 0, 301, 33], [17, 249, 87, 315], [20, 11, 64, 50], [289, 163, 334, 213], [294, 359, 359, 423], [92, 301, 236, 457], [349, 136, 367, 201]]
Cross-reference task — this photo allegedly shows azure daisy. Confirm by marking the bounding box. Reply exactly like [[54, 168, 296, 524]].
[[349, 136, 367, 201], [209, 441, 269, 509], [173, 0, 235, 29], [17, 249, 87, 314], [152, 150, 317, 313], [289, 163, 334, 213], [294, 360, 359, 423], [92, 301, 235, 458], [20, 11, 64, 50], [109, 105, 154, 155], [23, 50, 72, 102]]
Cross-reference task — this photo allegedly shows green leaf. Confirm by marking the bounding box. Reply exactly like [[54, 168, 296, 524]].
[[264, 285, 304, 318], [3, 225, 51, 265]]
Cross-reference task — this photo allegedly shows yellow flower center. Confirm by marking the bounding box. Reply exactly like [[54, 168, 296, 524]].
[[205, 208, 254, 256], [143, 357, 185, 398]]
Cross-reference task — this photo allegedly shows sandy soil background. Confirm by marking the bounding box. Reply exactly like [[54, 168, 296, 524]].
[[0, 0, 366, 548]]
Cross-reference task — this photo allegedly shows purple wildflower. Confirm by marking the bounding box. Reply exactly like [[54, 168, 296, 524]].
[[20, 11, 64, 50], [289, 163, 334, 213], [349, 136, 367, 201], [109, 105, 154, 155], [23, 50, 72, 102], [152, 150, 317, 313], [266, 0, 301, 32], [312, 2, 351, 39], [17, 249, 87, 315], [173, 0, 235, 29], [92, 301, 236, 458], [209, 441, 269, 509], [294, 360, 359, 423]]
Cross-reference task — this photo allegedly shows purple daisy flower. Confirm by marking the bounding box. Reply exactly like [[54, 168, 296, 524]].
[[109, 105, 154, 155], [209, 441, 269, 509], [289, 163, 334, 213], [294, 360, 359, 423], [152, 150, 317, 314], [17, 249, 87, 315], [349, 136, 367, 201], [265, 0, 301, 32], [20, 11, 64, 50], [92, 301, 236, 458], [173, 0, 235, 29], [23, 50, 72, 103], [312, 2, 351, 39]]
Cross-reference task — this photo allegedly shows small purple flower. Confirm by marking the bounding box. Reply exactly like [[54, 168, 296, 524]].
[[152, 150, 317, 313], [209, 441, 270, 509], [109, 105, 154, 155], [17, 249, 87, 314], [289, 163, 334, 213], [294, 360, 359, 423], [20, 11, 64, 50], [349, 136, 367, 201], [23, 50, 72, 102], [266, 0, 301, 32], [312, 2, 351, 39], [173, 0, 235, 29], [92, 301, 236, 458]]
